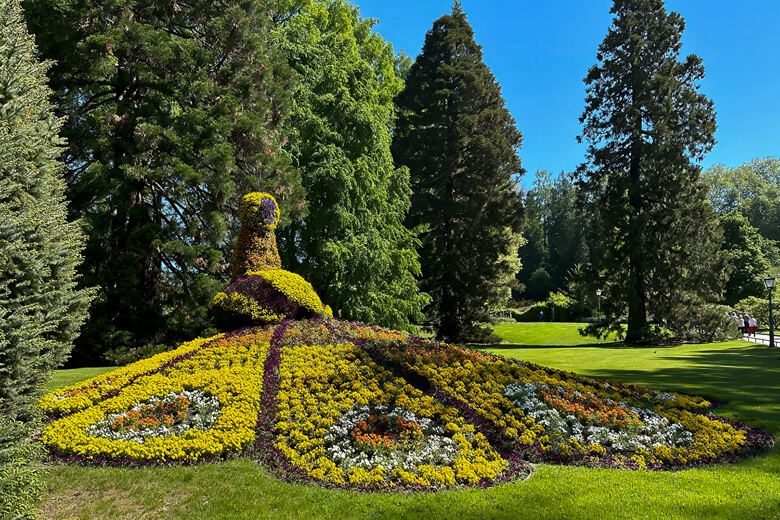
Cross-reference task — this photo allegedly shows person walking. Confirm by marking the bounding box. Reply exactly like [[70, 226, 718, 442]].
[[748, 316, 758, 336], [742, 313, 751, 334], [737, 315, 745, 335]]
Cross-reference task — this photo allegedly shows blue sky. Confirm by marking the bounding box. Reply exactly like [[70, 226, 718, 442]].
[[356, 0, 780, 188]]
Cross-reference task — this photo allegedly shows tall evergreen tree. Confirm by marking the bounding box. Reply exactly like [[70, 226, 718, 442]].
[[24, 0, 303, 363], [576, 0, 725, 342], [0, 0, 93, 514], [393, 2, 524, 341], [271, 0, 428, 330]]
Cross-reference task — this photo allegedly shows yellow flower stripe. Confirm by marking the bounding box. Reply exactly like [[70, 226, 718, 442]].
[[42, 331, 271, 462], [212, 292, 283, 322], [39, 335, 223, 416], [275, 342, 507, 488]]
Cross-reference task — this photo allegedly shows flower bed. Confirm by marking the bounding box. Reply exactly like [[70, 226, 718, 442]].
[[40, 318, 773, 487], [40, 335, 222, 416], [42, 330, 271, 463], [274, 342, 509, 489], [358, 335, 772, 469]]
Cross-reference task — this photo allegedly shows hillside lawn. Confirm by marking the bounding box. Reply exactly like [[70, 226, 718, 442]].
[[41, 323, 780, 520]]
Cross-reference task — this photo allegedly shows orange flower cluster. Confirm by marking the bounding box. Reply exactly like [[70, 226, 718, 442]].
[[350, 414, 424, 454], [109, 396, 191, 434], [538, 388, 642, 429]]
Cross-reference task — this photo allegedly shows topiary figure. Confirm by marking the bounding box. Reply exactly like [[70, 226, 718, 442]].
[[231, 192, 282, 280], [215, 192, 331, 325]]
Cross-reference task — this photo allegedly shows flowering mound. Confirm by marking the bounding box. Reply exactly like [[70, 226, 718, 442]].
[[38, 191, 773, 489], [40, 319, 774, 490]]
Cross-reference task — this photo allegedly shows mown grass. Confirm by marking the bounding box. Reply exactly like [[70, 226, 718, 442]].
[[42, 323, 780, 520], [492, 321, 620, 346], [46, 367, 117, 392]]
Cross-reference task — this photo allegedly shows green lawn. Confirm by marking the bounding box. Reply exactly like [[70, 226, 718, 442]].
[[41, 323, 780, 520], [45, 367, 117, 392], [492, 321, 620, 346]]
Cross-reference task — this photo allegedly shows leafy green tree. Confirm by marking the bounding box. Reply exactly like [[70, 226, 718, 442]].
[[720, 212, 769, 304], [271, 0, 427, 330], [704, 158, 780, 265], [0, 0, 93, 514], [576, 0, 726, 342], [525, 267, 553, 302], [24, 0, 303, 363], [393, 2, 525, 341]]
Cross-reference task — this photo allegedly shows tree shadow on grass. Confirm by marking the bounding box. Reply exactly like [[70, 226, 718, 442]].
[[583, 345, 780, 433], [476, 342, 631, 350]]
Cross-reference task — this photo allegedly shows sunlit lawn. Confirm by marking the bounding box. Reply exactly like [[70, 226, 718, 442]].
[[491, 321, 620, 346], [41, 323, 780, 519]]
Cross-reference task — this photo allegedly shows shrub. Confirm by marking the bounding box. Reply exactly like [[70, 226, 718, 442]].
[[667, 304, 741, 343], [514, 292, 579, 322], [734, 296, 770, 328]]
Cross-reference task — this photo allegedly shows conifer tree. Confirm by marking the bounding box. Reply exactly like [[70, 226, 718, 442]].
[[272, 0, 428, 330], [576, 0, 726, 342], [392, 2, 525, 341], [0, 0, 93, 514], [23, 0, 303, 363]]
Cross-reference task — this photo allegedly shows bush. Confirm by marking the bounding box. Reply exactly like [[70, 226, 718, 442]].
[[734, 296, 770, 329], [514, 292, 579, 322], [460, 322, 501, 344], [667, 304, 741, 343]]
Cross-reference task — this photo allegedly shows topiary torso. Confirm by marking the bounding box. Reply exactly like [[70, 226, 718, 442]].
[[231, 192, 282, 280], [215, 192, 331, 324]]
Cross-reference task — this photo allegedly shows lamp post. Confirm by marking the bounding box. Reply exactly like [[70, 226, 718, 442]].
[[765, 275, 775, 348], [596, 289, 603, 323]]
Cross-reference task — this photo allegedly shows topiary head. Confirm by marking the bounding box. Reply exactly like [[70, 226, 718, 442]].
[[239, 192, 280, 231]]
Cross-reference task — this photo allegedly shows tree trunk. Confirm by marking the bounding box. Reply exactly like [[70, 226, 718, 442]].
[[626, 65, 648, 343]]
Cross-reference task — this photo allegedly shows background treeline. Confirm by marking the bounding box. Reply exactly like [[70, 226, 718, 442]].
[[21, 0, 430, 366], [516, 159, 780, 314]]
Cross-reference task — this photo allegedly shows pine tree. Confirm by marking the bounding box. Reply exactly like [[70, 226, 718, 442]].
[[23, 0, 304, 363], [576, 0, 726, 342], [393, 2, 525, 341], [0, 0, 93, 514], [272, 0, 428, 330]]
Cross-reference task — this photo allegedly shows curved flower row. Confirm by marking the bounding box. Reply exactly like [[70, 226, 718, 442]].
[[42, 330, 271, 462], [274, 342, 509, 489], [40, 335, 223, 416], [361, 336, 760, 469]]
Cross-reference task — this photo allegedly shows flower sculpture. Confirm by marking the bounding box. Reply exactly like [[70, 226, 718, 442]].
[[214, 193, 331, 325], [39, 194, 774, 491]]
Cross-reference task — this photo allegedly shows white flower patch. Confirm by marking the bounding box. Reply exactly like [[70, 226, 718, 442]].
[[86, 390, 221, 444], [323, 406, 459, 473], [503, 382, 694, 453]]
